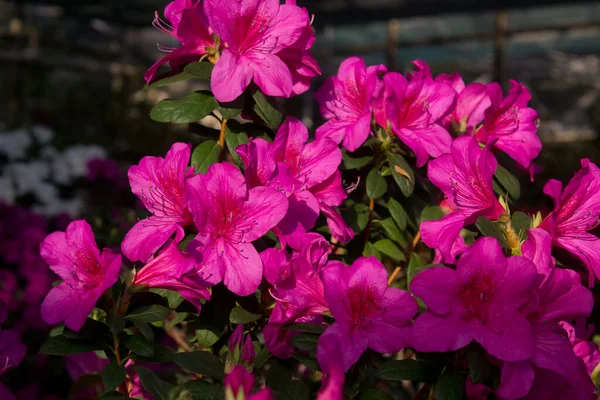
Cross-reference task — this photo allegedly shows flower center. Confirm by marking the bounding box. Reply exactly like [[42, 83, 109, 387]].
[[459, 276, 496, 323]]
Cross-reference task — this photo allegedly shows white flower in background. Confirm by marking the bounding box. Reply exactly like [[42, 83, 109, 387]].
[[0, 175, 15, 204], [31, 124, 55, 144], [0, 129, 32, 160]]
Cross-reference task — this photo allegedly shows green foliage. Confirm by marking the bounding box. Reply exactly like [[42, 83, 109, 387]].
[[376, 359, 443, 382], [252, 90, 284, 131], [173, 351, 225, 379], [151, 91, 218, 124], [494, 164, 521, 200], [229, 305, 262, 324], [435, 371, 465, 400], [366, 168, 388, 199], [101, 362, 126, 392], [387, 153, 415, 197], [40, 335, 106, 355], [191, 140, 221, 173], [135, 366, 173, 400], [125, 305, 171, 324]]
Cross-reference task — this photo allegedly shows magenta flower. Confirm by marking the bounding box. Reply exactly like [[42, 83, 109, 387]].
[[0, 330, 26, 375], [377, 65, 455, 167], [539, 159, 600, 286], [476, 80, 541, 171], [315, 57, 386, 152], [186, 162, 288, 296], [562, 319, 600, 375], [40, 220, 121, 331], [420, 136, 505, 262], [411, 237, 537, 362], [228, 325, 255, 365], [132, 242, 210, 312], [225, 366, 274, 400], [318, 257, 417, 372], [65, 352, 109, 382], [316, 333, 345, 400], [144, 0, 215, 83], [122, 142, 194, 263], [205, 0, 317, 102]]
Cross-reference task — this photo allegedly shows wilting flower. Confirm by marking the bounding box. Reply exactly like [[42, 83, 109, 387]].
[[539, 159, 600, 286], [225, 366, 273, 400], [420, 136, 505, 262], [122, 142, 194, 263], [315, 57, 386, 152], [132, 242, 211, 312], [144, 0, 215, 83], [496, 229, 594, 399], [316, 333, 345, 400], [376, 61, 455, 167], [411, 237, 536, 362], [40, 220, 121, 331], [262, 233, 329, 358], [186, 162, 288, 296], [319, 256, 417, 372], [237, 118, 352, 246], [205, 0, 318, 102], [476, 80, 541, 171]]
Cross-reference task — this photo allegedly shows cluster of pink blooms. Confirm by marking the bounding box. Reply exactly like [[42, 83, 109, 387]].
[[19, 0, 600, 399]]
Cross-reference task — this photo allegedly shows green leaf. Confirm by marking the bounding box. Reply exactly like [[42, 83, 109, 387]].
[[125, 304, 171, 324], [196, 327, 221, 348], [151, 91, 218, 124], [254, 348, 270, 369], [293, 354, 320, 370], [376, 359, 442, 382], [279, 380, 310, 400], [40, 335, 105, 355], [435, 371, 465, 400], [173, 351, 224, 379], [252, 90, 284, 131], [108, 316, 125, 335], [132, 343, 174, 364], [387, 198, 408, 231], [101, 362, 126, 392], [283, 323, 326, 334], [363, 242, 382, 260], [180, 380, 224, 400], [374, 239, 405, 262], [135, 366, 173, 400], [346, 203, 370, 233], [342, 152, 373, 170], [184, 62, 214, 79], [512, 211, 532, 238], [63, 318, 109, 340], [191, 140, 221, 173], [229, 305, 261, 324], [408, 261, 441, 287], [289, 333, 319, 353], [266, 361, 292, 393], [379, 218, 408, 247], [123, 335, 155, 358], [359, 389, 394, 400], [366, 168, 388, 199], [217, 96, 245, 119], [150, 288, 185, 310], [69, 374, 104, 399], [475, 217, 509, 248], [135, 323, 155, 343], [494, 164, 521, 200], [224, 129, 249, 164], [149, 71, 193, 88], [420, 206, 444, 223], [98, 391, 134, 400], [468, 351, 491, 384], [387, 153, 415, 197]]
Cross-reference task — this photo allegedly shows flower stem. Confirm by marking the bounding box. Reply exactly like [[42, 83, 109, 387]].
[[363, 198, 376, 249], [388, 231, 421, 285], [219, 118, 228, 161]]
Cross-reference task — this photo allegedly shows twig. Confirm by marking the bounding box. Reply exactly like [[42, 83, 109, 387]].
[[388, 231, 421, 285], [363, 198, 376, 248], [164, 322, 193, 352], [219, 118, 228, 161]]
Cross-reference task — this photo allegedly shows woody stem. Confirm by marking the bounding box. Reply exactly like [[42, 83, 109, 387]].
[[388, 231, 421, 285], [219, 118, 228, 161], [363, 198, 376, 248]]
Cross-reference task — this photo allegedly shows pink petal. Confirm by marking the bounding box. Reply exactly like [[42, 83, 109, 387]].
[[260, 248, 291, 286], [475, 313, 533, 362], [144, 43, 205, 83], [222, 241, 263, 296], [321, 205, 354, 243], [410, 266, 458, 315], [248, 53, 293, 98], [318, 323, 367, 372], [455, 83, 491, 128], [239, 186, 289, 242], [211, 50, 254, 102], [555, 233, 600, 285], [41, 285, 82, 329], [296, 138, 342, 189], [496, 361, 535, 399], [420, 212, 467, 263], [411, 311, 473, 353], [40, 231, 73, 281], [341, 113, 372, 152], [121, 217, 179, 263]]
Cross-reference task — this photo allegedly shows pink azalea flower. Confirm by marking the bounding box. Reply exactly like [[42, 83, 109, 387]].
[[376, 62, 455, 167], [262, 233, 330, 358], [420, 136, 505, 263], [225, 366, 274, 400], [523, 363, 597, 400], [316, 333, 345, 400], [315, 57, 386, 152], [411, 237, 537, 362], [496, 230, 594, 399], [562, 319, 600, 375], [40, 220, 121, 331], [237, 118, 353, 246], [539, 159, 600, 286], [132, 242, 210, 312], [65, 352, 109, 382], [229, 325, 255, 365], [318, 256, 417, 372], [476, 80, 541, 171], [0, 330, 26, 375], [144, 0, 215, 83], [0, 384, 14, 400], [122, 142, 194, 263], [186, 162, 288, 296], [205, 0, 317, 102]]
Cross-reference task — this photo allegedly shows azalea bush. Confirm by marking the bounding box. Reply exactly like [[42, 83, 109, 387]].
[[2, 0, 600, 399]]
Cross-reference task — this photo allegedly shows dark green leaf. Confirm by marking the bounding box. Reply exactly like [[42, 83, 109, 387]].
[[151, 91, 218, 124], [363, 242, 382, 260], [435, 371, 465, 400], [468, 351, 491, 384], [195, 327, 221, 348], [132, 343, 174, 364], [292, 354, 319, 370], [376, 359, 442, 382], [40, 335, 105, 355], [224, 129, 249, 164], [254, 348, 270, 369], [266, 361, 292, 393], [374, 239, 405, 262], [388, 198, 408, 231], [252, 90, 284, 131], [359, 389, 393, 400], [420, 206, 444, 223], [387, 153, 415, 197], [494, 164, 521, 200], [346, 203, 370, 233], [135, 323, 155, 343], [149, 71, 193, 88], [229, 305, 261, 324], [125, 304, 171, 324], [99, 391, 134, 400], [343, 152, 373, 170], [279, 380, 310, 400], [68, 374, 103, 399], [511, 211, 532, 238], [180, 380, 224, 400], [173, 351, 224, 379], [366, 168, 388, 199], [283, 323, 326, 334], [184, 62, 214, 79], [379, 218, 408, 247], [178, 234, 196, 253], [63, 318, 108, 340], [217, 96, 245, 119], [191, 140, 221, 173], [136, 366, 172, 400], [475, 217, 509, 248], [108, 316, 125, 335], [101, 362, 126, 392], [289, 333, 319, 353], [123, 335, 155, 358]]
